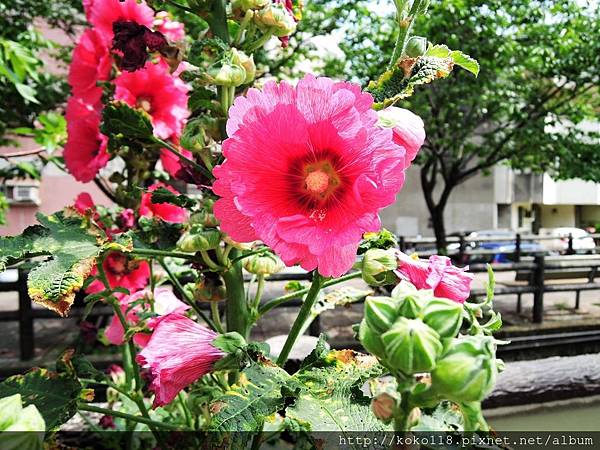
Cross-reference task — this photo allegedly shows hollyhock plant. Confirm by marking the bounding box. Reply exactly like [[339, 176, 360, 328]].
[[395, 252, 474, 303], [112, 20, 168, 72], [68, 29, 112, 103], [136, 314, 225, 407], [139, 183, 188, 223], [114, 61, 189, 139], [88, 0, 154, 45], [63, 98, 110, 183], [154, 11, 185, 42], [377, 106, 426, 166], [105, 288, 190, 346], [86, 252, 150, 294], [213, 74, 424, 277]]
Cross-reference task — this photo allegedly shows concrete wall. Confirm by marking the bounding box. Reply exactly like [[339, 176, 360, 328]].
[[539, 204, 576, 228]]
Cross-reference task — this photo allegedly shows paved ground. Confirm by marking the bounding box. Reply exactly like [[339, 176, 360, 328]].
[[1, 270, 600, 370]]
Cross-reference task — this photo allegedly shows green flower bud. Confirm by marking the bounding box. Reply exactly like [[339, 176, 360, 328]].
[[255, 4, 297, 37], [431, 336, 497, 402], [422, 297, 463, 338], [405, 36, 428, 57], [177, 229, 221, 252], [231, 49, 256, 84], [364, 296, 398, 334], [0, 394, 45, 450], [210, 63, 246, 87], [232, 0, 269, 11], [358, 318, 385, 358], [391, 281, 424, 319], [243, 252, 285, 275], [371, 392, 396, 423], [381, 317, 442, 374], [360, 248, 398, 286]]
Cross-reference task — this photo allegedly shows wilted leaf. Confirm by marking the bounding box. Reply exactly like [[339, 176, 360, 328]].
[[0, 212, 106, 316], [0, 368, 82, 431]]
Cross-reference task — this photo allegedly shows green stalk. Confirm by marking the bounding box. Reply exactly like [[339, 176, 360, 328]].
[[251, 275, 265, 312], [388, 0, 428, 69], [259, 271, 361, 315], [222, 249, 249, 337], [245, 32, 273, 53], [78, 403, 188, 431], [276, 274, 324, 366], [154, 137, 213, 180], [129, 248, 197, 260], [207, 0, 230, 43], [211, 301, 225, 334]]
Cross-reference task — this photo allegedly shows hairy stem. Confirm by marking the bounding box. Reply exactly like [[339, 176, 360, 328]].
[[78, 403, 188, 431], [223, 250, 249, 337]]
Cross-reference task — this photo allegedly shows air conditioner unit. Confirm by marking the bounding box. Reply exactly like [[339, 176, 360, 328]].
[[12, 185, 40, 204]]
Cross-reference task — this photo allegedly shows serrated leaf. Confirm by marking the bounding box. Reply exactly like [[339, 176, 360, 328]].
[[0, 368, 82, 431], [0, 212, 106, 316], [450, 50, 480, 76], [100, 101, 154, 149], [286, 349, 388, 432], [208, 358, 291, 431], [150, 187, 197, 209], [413, 401, 464, 431]]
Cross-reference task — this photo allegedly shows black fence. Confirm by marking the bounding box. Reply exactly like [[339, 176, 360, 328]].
[[3, 252, 600, 361]]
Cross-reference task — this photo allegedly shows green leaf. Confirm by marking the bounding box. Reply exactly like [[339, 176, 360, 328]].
[[150, 187, 197, 209], [450, 50, 480, 76], [0, 212, 107, 316], [0, 368, 82, 431], [286, 349, 388, 432], [208, 359, 291, 431], [413, 401, 464, 431], [100, 101, 154, 148]]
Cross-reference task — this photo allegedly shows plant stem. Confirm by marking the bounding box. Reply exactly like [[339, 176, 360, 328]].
[[158, 258, 218, 331], [154, 137, 213, 180], [259, 271, 361, 315], [200, 250, 222, 271], [276, 273, 324, 366], [230, 248, 273, 265], [129, 247, 197, 260], [245, 32, 273, 53], [235, 10, 254, 45], [251, 275, 265, 312], [223, 250, 249, 337], [211, 301, 225, 334], [78, 403, 187, 431], [388, 0, 428, 69]]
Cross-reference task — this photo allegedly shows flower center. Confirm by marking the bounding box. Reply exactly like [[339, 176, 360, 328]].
[[305, 170, 330, 194], [300, 160, 341, 202], [137, 97, 153, 113]]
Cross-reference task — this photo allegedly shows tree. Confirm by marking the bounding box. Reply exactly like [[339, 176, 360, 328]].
[[276, 0, 600, 251]]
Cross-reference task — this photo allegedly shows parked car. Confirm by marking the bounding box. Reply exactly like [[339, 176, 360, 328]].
[[539, 227, 596, 254], [450, 230, 545, 263]]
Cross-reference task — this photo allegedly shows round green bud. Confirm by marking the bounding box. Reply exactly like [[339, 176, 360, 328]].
[[231, 49, 256, 84], [391, 281, 424, 319], [371, 392, 396, 423], [255, 4, 297, 37], [360, 248, 398, 286], [358, 318, 385, 358], [405, 36, 428, 57], [364, 296, 398, 334], [210, 63, 247, 87], [381, 317, 442, 374], [177, 229, 221, 252], [422, 297, 464, 338], [431, 336, 497, 403], [243, 252, 285, 276], [232, 0, 269, 11]]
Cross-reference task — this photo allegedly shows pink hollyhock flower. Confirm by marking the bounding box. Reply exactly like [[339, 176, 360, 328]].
[[395, 252, 474, 303], [377, 106, 426, 166], [68, 29, 112, 103], [105, 288, 189, 346], [213, 74, 424, 277], [114, 61, 189, 139], [74, 193, 95, 214], [117, 208, 136, 230], [63, 97, 110, 183], [154, 11, 185, 42], [136, 313, 225, 407], [139, 183, 188, 223], [86, 252, 150, 294], [88, 0, 154, 45]]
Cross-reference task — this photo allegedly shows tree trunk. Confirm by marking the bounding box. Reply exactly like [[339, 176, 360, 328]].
[[420, 163, 452, 254], [430, 206, 447, 253]]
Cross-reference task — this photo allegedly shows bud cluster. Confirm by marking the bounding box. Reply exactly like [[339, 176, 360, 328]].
[[210, 48, 256, 87]]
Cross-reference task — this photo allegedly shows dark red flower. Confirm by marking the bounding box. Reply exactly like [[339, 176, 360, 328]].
[[99, 415, 116, 429], [112, 20, 168, 72]]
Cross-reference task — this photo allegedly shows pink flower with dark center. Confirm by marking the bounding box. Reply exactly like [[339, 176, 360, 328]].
[[139, 183, 188, 223], [63, 97, 110, 183], [213, 74, 424, 277], [88, 0, 155, 45], [395, 252, 474, 303], [114, 61, 189, 139], [86, 252, 151, 294], [105, 288, 190, 346], [136, 313, 224, 407], [377, 106, 426, 167], [68, 29, 112, 103]]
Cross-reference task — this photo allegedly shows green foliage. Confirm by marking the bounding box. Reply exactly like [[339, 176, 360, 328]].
[[101, 102, 156, 150], [150, 186, 197, 209], [0, 212, 108, 316], [13, 112, 67, 152], [0, 368, 82, 431]]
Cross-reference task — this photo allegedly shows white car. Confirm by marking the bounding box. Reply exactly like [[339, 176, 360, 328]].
[[539, 227, 596, 254]]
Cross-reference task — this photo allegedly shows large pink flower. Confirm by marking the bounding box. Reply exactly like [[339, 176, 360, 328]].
[[154, 11, 185, 42], [105, 288, 190, 346], [213, 74, 423, 277], [114, 61, 189, 139], [136, 314, 224, 407], [63, 97, 110, 183], [86, 252, 151, 294], [88, 0, 155, 45], [395, 252, 474, 303], [68, 29, 112, 103], [139, 183, 188, 223]]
